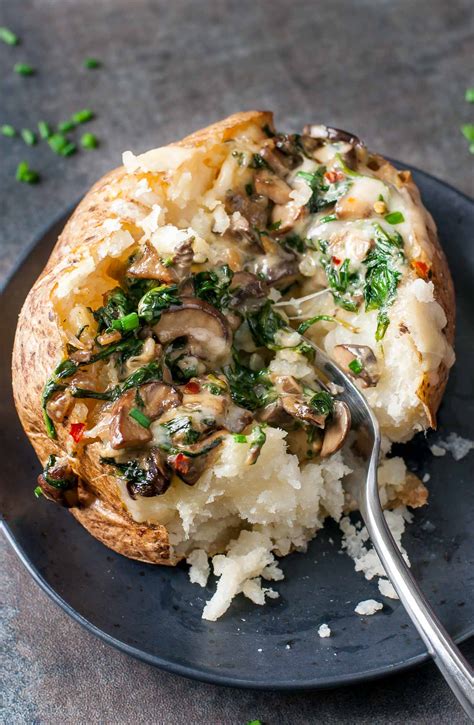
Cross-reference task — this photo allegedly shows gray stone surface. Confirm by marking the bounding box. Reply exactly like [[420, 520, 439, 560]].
[[0, 0, 473, 722]]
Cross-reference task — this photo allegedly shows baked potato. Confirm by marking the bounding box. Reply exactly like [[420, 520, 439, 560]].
[[12, 111, 455, 620]]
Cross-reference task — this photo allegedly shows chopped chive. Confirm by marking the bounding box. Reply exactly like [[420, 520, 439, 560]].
[[233, 433, 247, 443], [84, 57, 101, 69], [0, 26, 19, 45], [34, 485, 44, 498], [61, 142, 77, 157], [14, 63, 35, 76], [384, 211, 405, 225], [71, 108, 94, 124], [1, 124, 16, 137], [16, 161, 40, 184], [111, 312, 140, 332], [58, 119, 76, 133], [38, 121, 52, 139], [81, 132, 98, 150], [348, 358, 363, 374], [465, 88, 474, 103], [47, 132, 68, 154], [21, 128, 37, 146], [129, 407, 151, 428], [461, 124, 474, 143]]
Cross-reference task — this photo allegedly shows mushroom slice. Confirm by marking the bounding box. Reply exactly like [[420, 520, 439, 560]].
[[153, 298, 232, 365], [173, 240, 194, 281], [128, 241, 177, 283], [257, 257, 299, 289], [167, 430, 225, 485], [259, 144, 296, 176], [257, 399, 294, 428], [254, 170, 292, 205], [110, 383, 181, 450], [225, 191, 269, 232], [320, 401, 351, 458], [281, 395, 327, 428], [127, 449, 171, 498], [332, 344, 380, 387], [302, 124, 361, 147], [37, 458, 78, 507], [286, 427, 323, 461], [272, 375, 303, 395], [228, 272, 269, 310]]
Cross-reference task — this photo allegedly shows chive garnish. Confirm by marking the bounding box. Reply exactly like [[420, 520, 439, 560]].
[[47, 133, 68, 154], [81, 132, 98, 149], [34, 486, 44, 498], [129, 407, 151, 429], [58, 120, 76, 133], [0, 27, 19, 45], [61, 142, 77, 157], [461, 124, 474, 142], [14, 63, 35, 76], [71, 109, 94, 124], [348, 358, 363, 374], [84, 57, 101, 69], [384, 211, 405, 225], [111, 312, 140, 332], [21, 128, 37, 146], [16, 161, 40, 184], [38, 121, 51, 139], [1, 124, 16, 137], [465, 88, 474, 103], [233, 433, 247, 443]]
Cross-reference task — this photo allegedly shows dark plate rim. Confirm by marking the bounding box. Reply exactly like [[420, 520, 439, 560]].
[[2, 161, 473, 691]]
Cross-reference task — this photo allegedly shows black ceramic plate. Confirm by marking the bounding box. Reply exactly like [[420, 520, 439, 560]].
[[1, 166, 473, 690]]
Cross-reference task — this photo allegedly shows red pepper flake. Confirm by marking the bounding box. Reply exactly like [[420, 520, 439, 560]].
[[412, 260, 429, 278], [184, 381, 200, 394], [69, 422, 85, 442], [332, 256, 342, 266], [324, 170, 344, 183], [174, 453, 190, 475]]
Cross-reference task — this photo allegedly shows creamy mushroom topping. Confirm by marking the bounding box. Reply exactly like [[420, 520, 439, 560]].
[[41, 121, 446, 497]]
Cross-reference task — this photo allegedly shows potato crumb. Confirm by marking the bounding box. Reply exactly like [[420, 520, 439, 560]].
[[318, 623, 331, 638], [355, 599, 383, 615]]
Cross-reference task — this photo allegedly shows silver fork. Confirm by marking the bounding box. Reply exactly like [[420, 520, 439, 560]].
[[308, 340, 474, 717]]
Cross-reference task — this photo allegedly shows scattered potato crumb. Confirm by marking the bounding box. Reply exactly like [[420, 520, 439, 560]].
[[378, 577, 398, 599], [429, 444, 447, 457], [422, 473, 431, 483], [355, 599, 383, 615], [318, 623, 331, 638]]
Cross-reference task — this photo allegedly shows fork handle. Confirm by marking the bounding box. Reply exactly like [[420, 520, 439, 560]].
[[361, 460, 474, 719]]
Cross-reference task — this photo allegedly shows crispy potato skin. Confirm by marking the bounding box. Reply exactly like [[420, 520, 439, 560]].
[[12, 111, 454, 565]]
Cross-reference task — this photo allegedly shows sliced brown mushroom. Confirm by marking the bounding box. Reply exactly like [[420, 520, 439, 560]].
[[272, 375, 303, 395], [257, 399, 295, 428], [167, 430, 225, 485], [225, 191, 269, 232], [259, 257, 299, 289], [254, 169, 292, 204], [228, 271, 269, 311], [320, 401, 351, 458], [172, 240, 194, 281], [37, 459, 78, 507], [110, 382, 181, 449], [281, 396, 328, 428], [127, 449, 171, 498], [259, 144, 296, 176], [302, 124, 361, 147], [128, 241, 177, 283], [153, 298, 232, 365], [332, 344, 380, 388], [335, 194, 374, 221]]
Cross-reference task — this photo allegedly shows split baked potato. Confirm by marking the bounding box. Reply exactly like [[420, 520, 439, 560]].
[[12, 112, 455, 619]]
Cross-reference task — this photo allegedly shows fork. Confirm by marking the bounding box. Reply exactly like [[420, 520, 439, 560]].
[[308, 340, 474, 717]]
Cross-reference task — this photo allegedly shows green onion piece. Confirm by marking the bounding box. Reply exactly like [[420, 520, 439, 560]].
[[111, 312, 140, 332], [21, 128, 36, 146], [58, 119, 76, 133], [14, 62, 35, 76], [247, 721, 263, 725], [61, 142, 77, 157], [1, 124, 16, 137], [84, 57, 101, 69], [16, 161, 40, 184], [233, 433, 247, 443], [48, 133, 68, 154], [348, 358, 363, 374], [37, 120, 51, 139], [384, 211, 405, 225], [129, 407, 151, 429], [81, 132, 98, 149], [470, 143, 474, 155], [72, 108, 94, 124], [34, 485, 44, 498], [465, 88, 474, 103], [461, 124, 474, 143], [0, 26, 19, 45], [318, 213, 337, 223]]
